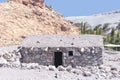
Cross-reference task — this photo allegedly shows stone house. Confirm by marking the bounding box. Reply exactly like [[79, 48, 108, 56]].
[[19, 35, 103, 67]]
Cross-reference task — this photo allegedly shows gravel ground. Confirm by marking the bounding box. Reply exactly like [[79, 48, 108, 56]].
[[0, 49, 120, 80]]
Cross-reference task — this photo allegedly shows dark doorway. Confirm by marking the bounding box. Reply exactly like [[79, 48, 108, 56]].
[[54, 52, 63, 67]]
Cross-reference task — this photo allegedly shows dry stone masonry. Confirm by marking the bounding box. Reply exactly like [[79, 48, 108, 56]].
[[19, 35, 104, 67]]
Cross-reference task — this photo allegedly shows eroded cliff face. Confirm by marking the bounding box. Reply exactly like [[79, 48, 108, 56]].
[[0, 1, 79, 46]]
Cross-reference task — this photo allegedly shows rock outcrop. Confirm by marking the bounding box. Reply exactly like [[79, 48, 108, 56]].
[[0, 1, 79, 46], [9, 0, 44, 7]]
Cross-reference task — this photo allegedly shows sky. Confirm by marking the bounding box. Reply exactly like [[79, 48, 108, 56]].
[[1, 0, 120, 17]]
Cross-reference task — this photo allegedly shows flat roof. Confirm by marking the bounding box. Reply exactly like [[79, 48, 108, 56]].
[[21, 35, 103, 47]]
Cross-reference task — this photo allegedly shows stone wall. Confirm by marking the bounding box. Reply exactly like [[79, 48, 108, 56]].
[[20, 47, 103, 67]]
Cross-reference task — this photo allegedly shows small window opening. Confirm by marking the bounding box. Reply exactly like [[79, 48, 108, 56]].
[[69, 51, 73, 56]]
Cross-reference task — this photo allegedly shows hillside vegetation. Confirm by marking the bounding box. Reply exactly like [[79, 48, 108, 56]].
[[73, 22, 120, 50]]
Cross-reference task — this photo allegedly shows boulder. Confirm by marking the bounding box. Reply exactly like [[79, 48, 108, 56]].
[[66, 66, 72, 72], [111, 67, 117, 71], [48, 65, 56, 71], [71, 69, 80, 75], [57, 66, 65, 71], [21, 63, 40, 69], [82, 71, 91, 77]]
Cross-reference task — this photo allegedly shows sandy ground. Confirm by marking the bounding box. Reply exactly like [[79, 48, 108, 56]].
[[0, 50, 120, 80]]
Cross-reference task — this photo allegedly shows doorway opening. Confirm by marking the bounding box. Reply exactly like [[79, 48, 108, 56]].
[[54, 52, 63, 67]]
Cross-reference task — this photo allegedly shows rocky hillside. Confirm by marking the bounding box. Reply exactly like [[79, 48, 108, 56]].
[[0, 0, 79, 46], [66, 10, 120, 28]]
